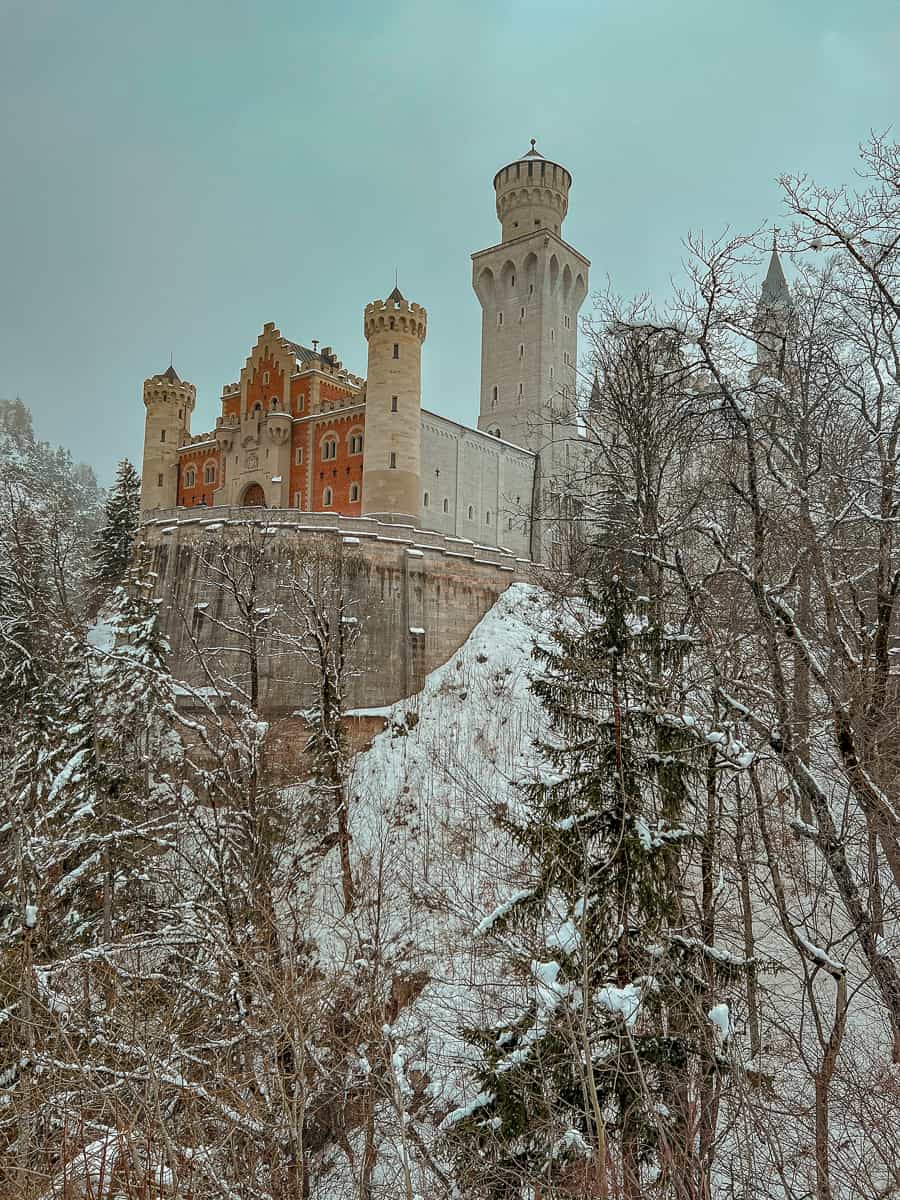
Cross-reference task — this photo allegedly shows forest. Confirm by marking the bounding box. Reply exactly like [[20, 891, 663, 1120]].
[[1, 135, 898, 1200]]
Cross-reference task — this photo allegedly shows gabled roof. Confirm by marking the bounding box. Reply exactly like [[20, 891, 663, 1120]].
[[281, 340, 321, 368]]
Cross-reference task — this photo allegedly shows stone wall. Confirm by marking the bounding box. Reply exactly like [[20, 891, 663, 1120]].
[[140, 507, 530, 715]]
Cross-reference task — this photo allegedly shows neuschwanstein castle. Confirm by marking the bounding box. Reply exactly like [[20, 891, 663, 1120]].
[[139, 141, 588, 565], [137, 144, 791, 712]]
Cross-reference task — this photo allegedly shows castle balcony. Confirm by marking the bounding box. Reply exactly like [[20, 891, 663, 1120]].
[[265, 409, 292, 445], [215, 413, 239, 451]]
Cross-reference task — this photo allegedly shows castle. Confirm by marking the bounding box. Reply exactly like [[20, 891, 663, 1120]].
[[137, 144, 792, 713], [139, 141, 589, 565]]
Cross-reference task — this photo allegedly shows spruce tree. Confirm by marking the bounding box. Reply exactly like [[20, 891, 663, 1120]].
[[92, 457, 141, 592], [445, 577, 744, 1200]]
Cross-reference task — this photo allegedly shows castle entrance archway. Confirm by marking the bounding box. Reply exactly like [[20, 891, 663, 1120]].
[[242, 483, 266, 507]]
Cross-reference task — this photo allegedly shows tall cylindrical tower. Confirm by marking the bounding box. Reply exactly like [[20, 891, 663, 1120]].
[[361, 287, 427, 526], [493, 140, 572, 243], [140, 365, 195, 513]]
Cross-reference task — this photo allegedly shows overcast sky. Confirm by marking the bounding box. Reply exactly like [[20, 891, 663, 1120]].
[[2, 0, 898, 484]]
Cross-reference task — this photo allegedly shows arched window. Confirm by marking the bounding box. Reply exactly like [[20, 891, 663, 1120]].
[[263, 370, 270, 385], [295, 446, 304, 465], [467, 504, 474, 520], [184, 467, 196, 487], [160, 429, 166, 443], [442, 497, 449, 513], [322, 436, 337, 461], [486, 510, 491, 525], [323, 486, 333, 507], [349, 430, 363, 454], [507, 516, 513, 530], [423, 491, 430, 508], [389, 452, 397, 469], [519, 343, 525, 360], [491, 385, 498, 409], [496, 311, 503, 327], [204, 462, 216, 484], [271, 396, 279, 410], [391, 395, 399, 412], [349, 482, 360, 502]]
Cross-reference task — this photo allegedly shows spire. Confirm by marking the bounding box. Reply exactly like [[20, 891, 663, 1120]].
[[760, 232, 791, 310], [589, 368, 601, 411]]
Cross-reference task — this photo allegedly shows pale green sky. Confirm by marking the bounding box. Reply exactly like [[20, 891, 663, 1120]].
[[2, 0, 898, 482]]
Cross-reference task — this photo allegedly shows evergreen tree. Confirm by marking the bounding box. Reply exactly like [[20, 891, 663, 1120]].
[[92, 457, 142, 592], [445, 577, 745, 1200]]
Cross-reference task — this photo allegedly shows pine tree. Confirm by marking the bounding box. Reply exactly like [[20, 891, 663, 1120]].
[[92, 457, 141, 592], [445, 577, 745, 1200]]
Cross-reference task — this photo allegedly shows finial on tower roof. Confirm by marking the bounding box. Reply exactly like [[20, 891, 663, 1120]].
[[524, 137, 543, 158]]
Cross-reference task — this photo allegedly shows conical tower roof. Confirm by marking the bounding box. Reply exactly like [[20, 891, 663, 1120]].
[[387, 285, 406, 303], [161, 364, 181, 383], [589, 368, 601, 411], [760, 244, 791, 310]]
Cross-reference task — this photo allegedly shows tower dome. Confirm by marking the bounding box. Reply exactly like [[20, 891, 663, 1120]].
[[492, 139, 573, 243]]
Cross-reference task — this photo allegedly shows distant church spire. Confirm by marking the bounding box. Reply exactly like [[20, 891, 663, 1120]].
[[760, 229, 792, 311], [754, 229, 795, 377], [589, 367, 601, 412]]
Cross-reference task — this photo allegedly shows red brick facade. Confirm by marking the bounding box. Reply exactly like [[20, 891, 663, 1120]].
[[176, 336, 365, 514]]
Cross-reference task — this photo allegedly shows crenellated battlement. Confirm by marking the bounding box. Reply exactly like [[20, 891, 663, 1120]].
[[364, 295, 427, 342], [492, 142, 572, 242], [143, 374, 196, 410]]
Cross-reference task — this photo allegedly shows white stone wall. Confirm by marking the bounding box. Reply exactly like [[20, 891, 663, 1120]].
[[419, 410, 535, 558]]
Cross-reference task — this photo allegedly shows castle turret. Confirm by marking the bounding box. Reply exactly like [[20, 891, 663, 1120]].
[[493, 139, 573, 243], [361, 287, 427, 526], [140, 364, 195, 513]]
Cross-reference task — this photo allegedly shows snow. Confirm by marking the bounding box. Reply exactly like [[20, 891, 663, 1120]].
[[85, 618, 115, 652], [708, 1002, 731, 1043], [546, 917, 580, 956], [474, 888, 534, 937], [409, 626, 426, 635], [439, 1090, 495, 1130], [24, 904, 37, 928], [793, 930, 847, 977], [531, 959, 571, 1011], [597, 983, 641, 1027]]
